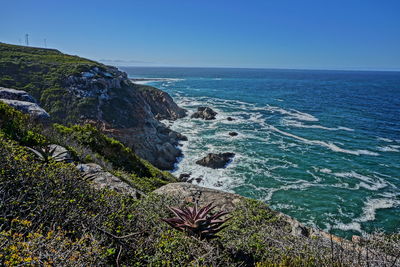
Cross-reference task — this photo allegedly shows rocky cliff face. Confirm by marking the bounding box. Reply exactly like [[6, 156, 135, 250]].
[[0, 43, 187, 170], [63, 66, 187, 170], [0, 87, 50, 119], [64, 66, 130, 99], [139, 87, 187, 120]]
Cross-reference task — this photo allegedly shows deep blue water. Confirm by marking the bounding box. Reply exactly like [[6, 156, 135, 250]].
[[122, 67, 400, 238]]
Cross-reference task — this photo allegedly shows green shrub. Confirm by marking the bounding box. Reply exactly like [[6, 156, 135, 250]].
[[53, 123, 176, 190], [0, 102, 46, 146]]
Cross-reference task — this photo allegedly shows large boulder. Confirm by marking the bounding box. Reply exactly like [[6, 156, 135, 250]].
[[0, 99, 50, 119], [196, 152, 235, 169], [154, 182, 243, 212], [0, 87, 37, 103], [191, 107, 217, 120], [153, 183, 345, 240], [0, 87, 49, 119], [76, 163, 141, 198]]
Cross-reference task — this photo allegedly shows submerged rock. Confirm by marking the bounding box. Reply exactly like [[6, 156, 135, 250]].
[[227, 116, 235, 121], [196, 152, 235, 169], [191, 107, 217, 120], [229, 132, 238, 137]]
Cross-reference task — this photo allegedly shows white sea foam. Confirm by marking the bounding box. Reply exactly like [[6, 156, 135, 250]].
[[377, 145, 400, 152], [131, 78, 184, 85], [332, 197, 399, 234], [356, 198, 400, 223], [265, 105, 319, 122], [334, 221, 362, 233], [267, 125, 379, 156], [332, 171, 388, 191], [319, 168, 332, 174], [377, 137, 394, 143], [282, 119, 354, 132]]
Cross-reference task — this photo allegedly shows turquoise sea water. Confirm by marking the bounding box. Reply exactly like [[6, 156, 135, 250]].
[[122, 67, 400, 238]]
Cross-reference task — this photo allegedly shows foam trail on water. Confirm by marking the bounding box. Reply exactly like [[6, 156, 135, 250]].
[[265, 105, 319, 122], [267, 125, 378, 156], [283, 119, 354, 132], [356, 198, 400, 223], [377, 137, 394, 143], [332, 171, 389, 191], [377, 145, 400, 152]]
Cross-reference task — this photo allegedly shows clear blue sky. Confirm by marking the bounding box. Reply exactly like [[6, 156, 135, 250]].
[[1, 0, 400, 70]]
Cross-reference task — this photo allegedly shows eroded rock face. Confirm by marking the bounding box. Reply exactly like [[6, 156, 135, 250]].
[[191, 107, 217, 120], [0, 87, 50, 119], [76, 163, 140, 198], [0, 99, 50, 119], [63, 66, 187, 170], [64, 66, 130, 99], [0, 87, 37, 103], [196, 152, 235, 169], [139, 88, 187, 120]]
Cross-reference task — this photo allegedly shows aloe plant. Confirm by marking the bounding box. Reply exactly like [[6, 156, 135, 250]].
[[162, 202, 230, 240], [26, 145, 71, 163]]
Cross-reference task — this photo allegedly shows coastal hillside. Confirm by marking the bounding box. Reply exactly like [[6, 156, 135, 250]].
[[1, 43, 399, 266], [1, 102, 399, 266], [0, 42, 186, 170]]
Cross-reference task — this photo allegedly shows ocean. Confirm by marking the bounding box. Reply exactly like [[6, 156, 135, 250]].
[[121, 67, 400, 238]]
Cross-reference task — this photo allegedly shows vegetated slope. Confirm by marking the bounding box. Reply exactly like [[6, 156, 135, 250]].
[[0, 42, 102, 122], [0, 42, 186, 170], [1, 103, 399, 266], [0, 102, 175, 193]]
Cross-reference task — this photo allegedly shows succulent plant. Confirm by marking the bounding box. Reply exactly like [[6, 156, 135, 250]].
[[162, 202, 230, 240], [26, 144, 71, 164]]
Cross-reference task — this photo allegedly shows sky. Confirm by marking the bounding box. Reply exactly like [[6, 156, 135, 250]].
[[1, 0, 400, 70]]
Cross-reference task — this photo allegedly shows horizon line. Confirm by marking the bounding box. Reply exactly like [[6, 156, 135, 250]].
[[113, 65, 400, 73]]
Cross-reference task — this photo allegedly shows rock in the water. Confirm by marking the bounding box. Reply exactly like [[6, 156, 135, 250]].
[[196, 152, 235, 169], [214, 181, 223, 187], [227, 116, 235, 121], [76, 163, 140, 198], [0, 99, 50, 119], [191, 107, 217, 120], [0, 87, 37, 103], [179, 173, 192, 182], [229, 132, 238, 137], [186, 176, 203, 184]]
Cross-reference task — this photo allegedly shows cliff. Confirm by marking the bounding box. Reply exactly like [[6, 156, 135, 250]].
[[0, 42, 186, 169]]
